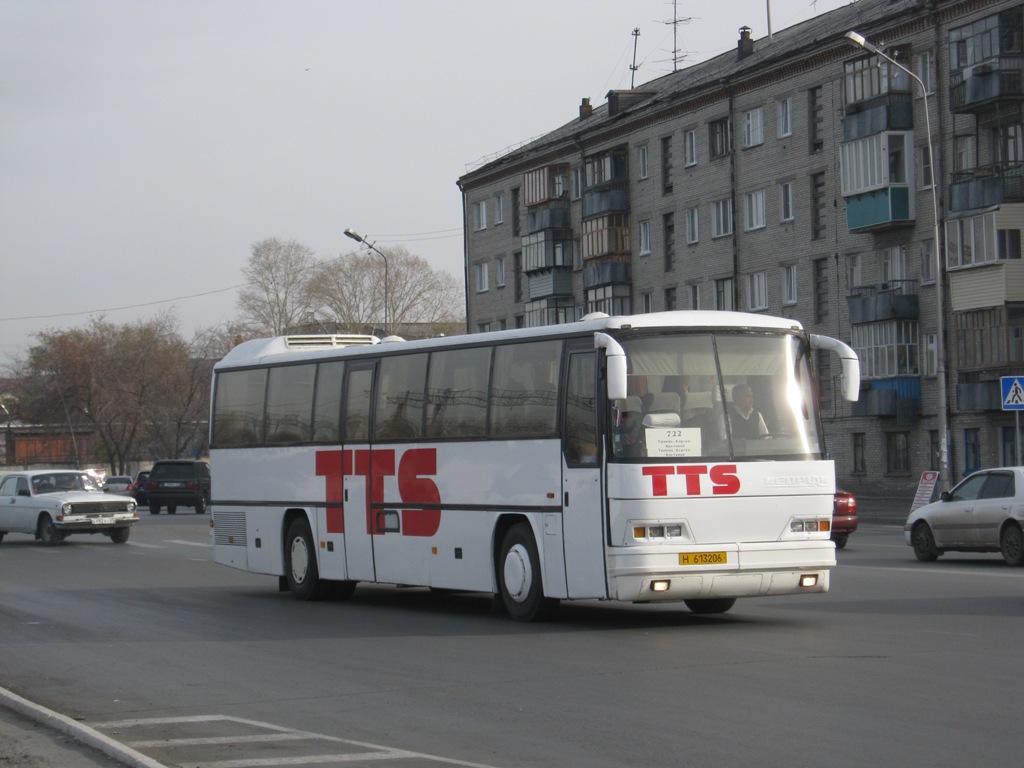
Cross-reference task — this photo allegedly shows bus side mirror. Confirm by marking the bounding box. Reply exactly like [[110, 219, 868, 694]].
[[606, 355, 627, 401], [810, 333, 861, 402], [594, 332, 628, 401]]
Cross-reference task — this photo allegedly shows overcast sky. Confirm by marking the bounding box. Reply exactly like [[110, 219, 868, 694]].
[[0, 0, 851, 360]]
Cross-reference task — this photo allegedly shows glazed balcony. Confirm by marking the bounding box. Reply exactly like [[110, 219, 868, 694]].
[[949, 57, 1024, 113]]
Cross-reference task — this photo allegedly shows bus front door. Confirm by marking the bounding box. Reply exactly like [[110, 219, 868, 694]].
[[342, 363, 377, 582], [562, 348, 608, 599]]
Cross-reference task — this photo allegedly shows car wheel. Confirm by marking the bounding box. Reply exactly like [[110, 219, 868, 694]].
[[195, 494, 207, 514], [832, 534, 849, 550], [38, 515, 63, 546], [167, 504, 177, 514], [684, 598, 737, 614], [498, 523, 558, 622], [284, 517, 326, 600], [999, 523, 1024, 566], [911, 521, 940, 562], [109, 527, 130, 544], [149, 503, 160, 515]]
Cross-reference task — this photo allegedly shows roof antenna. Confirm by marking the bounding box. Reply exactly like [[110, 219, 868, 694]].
[[630, 27, 641, 87]]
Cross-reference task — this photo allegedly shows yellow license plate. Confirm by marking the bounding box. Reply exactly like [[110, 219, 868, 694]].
[[679, 551, 727, 566]]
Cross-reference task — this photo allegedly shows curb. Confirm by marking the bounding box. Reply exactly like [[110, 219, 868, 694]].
[[0, 686, 168, 768]]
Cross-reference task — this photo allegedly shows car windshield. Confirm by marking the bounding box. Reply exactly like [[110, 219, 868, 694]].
[[32, 472, 101, 494], [610, 330, 823, 462]]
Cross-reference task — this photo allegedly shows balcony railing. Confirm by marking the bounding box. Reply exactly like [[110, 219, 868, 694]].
[[847, 281, 919, 324], [949, 57, 1024, 112], [949, 162, 1024, 211]]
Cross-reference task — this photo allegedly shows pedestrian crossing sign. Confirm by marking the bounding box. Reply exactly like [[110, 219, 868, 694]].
[[1001, 376, 1024, 411]]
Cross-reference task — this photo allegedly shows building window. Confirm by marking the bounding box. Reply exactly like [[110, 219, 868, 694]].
[[642, 292, 653, 313], [513, 251, 522, 302], [715, 277, 735, 311], [582, 214, 630, 259], [661, 135, 673, 195], [586, 284, 631, 316], [783, 265, 797, 305], [810, 172, 826, 240], [846, 253, 863, 292], [963, 428, 981, 475], [853, 433, 866, 473], [929, 430, 941, 471], [639, 220, 651, 255], [664, 286, 676, 311], [743, 189, 766, 231], [496, 257, 506, 287], [814, 258, 829, 323], [916, 49, 935, 94], [511, 188, 521, 237], [712, 198, 733, 238], [746, 271, 768, 310], [743, 106, 764, 148], [473, 200, 487, 231], [685, 206, 699, 244], [945, 212, 1023, 268], [886, 432, 911, 473], [663, 212, 675, 271], [689, 284, 701, 309], [777, 97, 792, 138], [921, 238, 935, 284], [571, 168, 582, 200], [477, 322, 491, 333], [950, 10, 1024, 71], [474, 262, 489, 293], [879, 245, 907, 291], [684, 129, 698, 166], [710, 117, 731, 159], [840, 132, 911, 195], [493, 194, 504, 224], [852, 320, 920, 378], [921, 143, 933, 188], [809, 86, 824, 153], [923, 332, 938, 376], [780, 181, 794, 222], [955, 134, 976, 172], [638, 144, 649, 179]]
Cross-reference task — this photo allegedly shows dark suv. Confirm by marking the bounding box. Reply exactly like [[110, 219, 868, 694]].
[[146, 460, 211, 515]]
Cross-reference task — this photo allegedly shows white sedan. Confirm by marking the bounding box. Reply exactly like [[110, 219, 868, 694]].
[[0, 469, 138, 545], [905, 467, 1024, 566]]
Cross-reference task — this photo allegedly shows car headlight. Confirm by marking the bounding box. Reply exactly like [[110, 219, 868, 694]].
[[126, 501, 137, 513], [61, 502, 73, 515]]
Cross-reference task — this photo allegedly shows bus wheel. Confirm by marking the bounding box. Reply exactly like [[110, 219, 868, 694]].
[[684, 598, 736, 615], [498, 523, 557, 622], [284, 517, 326, 601]]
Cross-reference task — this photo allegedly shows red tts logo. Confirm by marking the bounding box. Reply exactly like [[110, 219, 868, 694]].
[[642, 464, 740, 497], [315, 448, 441, 537]]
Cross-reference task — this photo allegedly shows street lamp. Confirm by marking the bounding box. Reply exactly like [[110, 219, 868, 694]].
[[344, 227, 389, 332], [845, 30, 950, 491]]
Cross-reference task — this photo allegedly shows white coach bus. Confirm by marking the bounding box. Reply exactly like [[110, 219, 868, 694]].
[[210, 311, 859, 621]]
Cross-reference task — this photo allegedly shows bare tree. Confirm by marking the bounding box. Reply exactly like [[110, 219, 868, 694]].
[[312, 245, 464, 337], [16, 314, 206, 473], [236, 238, 318, 336]]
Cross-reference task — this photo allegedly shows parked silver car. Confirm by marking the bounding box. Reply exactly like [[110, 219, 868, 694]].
[[905, 467, 1024, 566], [0, 470, 138, 545]]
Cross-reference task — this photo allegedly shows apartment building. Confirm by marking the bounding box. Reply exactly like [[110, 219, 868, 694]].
[[457, 0, 1024, 497]]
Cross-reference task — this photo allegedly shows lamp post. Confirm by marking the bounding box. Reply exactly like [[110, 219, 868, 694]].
[[845, 30, 950, 491], [344, 228, 389, 333]]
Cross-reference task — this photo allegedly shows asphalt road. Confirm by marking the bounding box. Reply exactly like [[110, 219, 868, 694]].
[[1, 509, 1022, 768]]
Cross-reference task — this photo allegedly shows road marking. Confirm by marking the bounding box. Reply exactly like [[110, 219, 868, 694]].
[[165, 539, 210, 547], [93, 714, 504, 768]]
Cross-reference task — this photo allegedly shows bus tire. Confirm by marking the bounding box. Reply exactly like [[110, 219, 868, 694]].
[[284, 517, 326, 601], [498, 523, 558, 622], [684, 597, 736, 615]]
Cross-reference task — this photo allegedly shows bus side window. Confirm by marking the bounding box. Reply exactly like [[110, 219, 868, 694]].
[[344, 366, 375, 442], [564, 351, 597, 465]]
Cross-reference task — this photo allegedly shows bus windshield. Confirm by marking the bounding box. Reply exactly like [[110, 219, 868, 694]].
[[611, 331, 821, 461]]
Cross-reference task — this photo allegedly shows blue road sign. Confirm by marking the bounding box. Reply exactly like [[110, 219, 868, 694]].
[[1001, 376, 1024, 411]]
